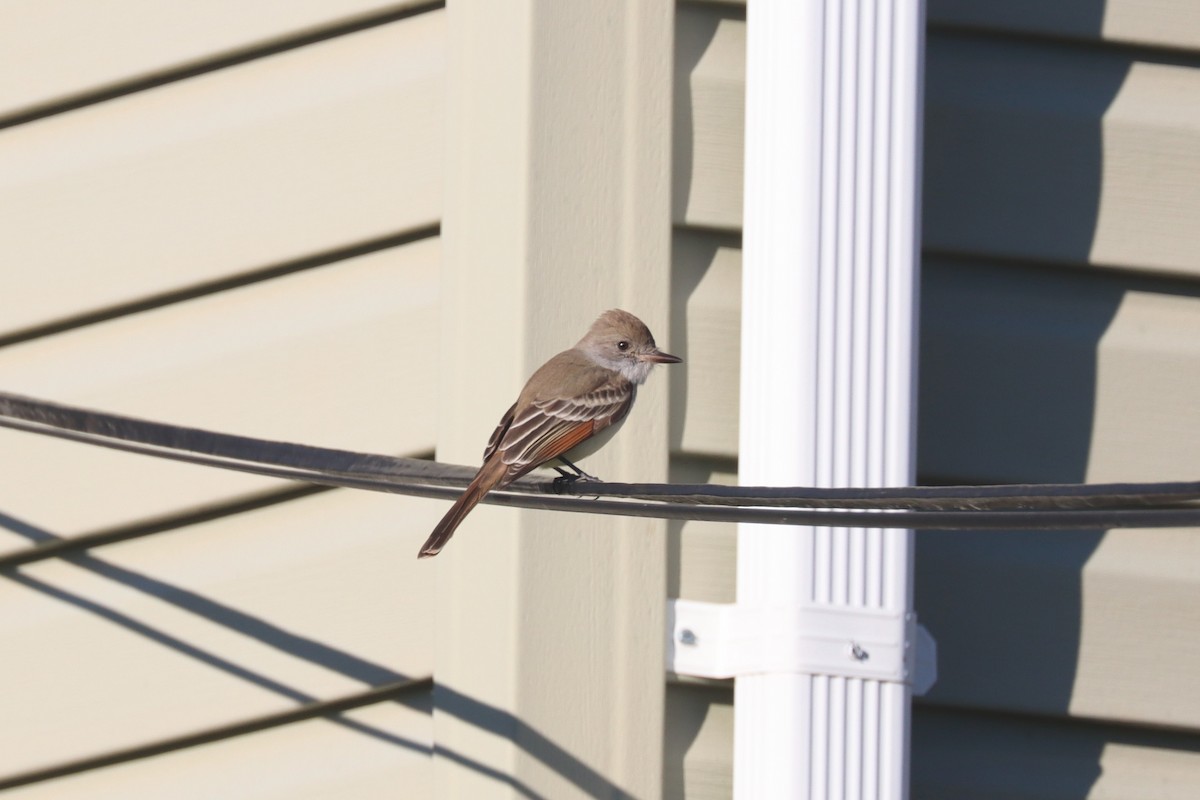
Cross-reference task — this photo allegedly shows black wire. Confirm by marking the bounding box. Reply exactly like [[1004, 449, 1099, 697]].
[[566, 478, 1200, 510], [3, 392, 1200, 534]]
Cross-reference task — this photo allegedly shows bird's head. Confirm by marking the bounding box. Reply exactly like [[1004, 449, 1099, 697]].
[[577, 309, 681, 384]]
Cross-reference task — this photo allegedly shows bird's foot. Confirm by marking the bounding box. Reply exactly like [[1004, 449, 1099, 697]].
[[556, 457, 601, 483], [551, 473, 577, 494], [551, 460, 602, 494]]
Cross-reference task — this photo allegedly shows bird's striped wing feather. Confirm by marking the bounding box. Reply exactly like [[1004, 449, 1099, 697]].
[[482, 402, 517, 463], [498, 381, 633, 481]]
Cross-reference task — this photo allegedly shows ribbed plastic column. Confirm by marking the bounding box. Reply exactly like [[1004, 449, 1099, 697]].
[[735, 0, 924, 798]]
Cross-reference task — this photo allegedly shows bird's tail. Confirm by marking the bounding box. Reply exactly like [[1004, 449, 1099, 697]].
[[417, 458, 507, 558]]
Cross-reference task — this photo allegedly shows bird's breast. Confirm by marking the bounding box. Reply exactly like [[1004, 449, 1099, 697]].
[[560, 410, 628, 463]]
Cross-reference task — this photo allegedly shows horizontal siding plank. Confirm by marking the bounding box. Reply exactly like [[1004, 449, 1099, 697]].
[[665, 684, 733, 800], [1089, 285, 1200, 481], [670, 230, 740, 459], [919, 257, 1119, 484], [928, 0, 1200, 53], [0, 11, 443, 338], [3, 695, 431, 799], [1074, 529, 1200, 726], [925, 33, 1200, 278], [0, 238, 438, 550], [1090, 61, 1200, 279], [914, 705, 1200, 799], [919, 258, 1200, 484], [668, 456, 737, 604], [0, 1, 434, 120], [918, 526, 1200, 730], [673, 5, 743, 232], [0, 489, 437, 780]]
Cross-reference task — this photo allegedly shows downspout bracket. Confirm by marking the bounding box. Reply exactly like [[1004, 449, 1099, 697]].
[[668, 598, 937, 694]]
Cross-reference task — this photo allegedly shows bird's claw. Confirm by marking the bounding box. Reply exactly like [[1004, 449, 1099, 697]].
[[551, 465, 602, 494]]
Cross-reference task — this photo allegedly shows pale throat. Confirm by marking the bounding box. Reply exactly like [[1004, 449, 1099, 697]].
[[617, 358, 654, 385]]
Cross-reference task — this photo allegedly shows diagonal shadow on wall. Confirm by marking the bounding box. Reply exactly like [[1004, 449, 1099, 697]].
[[0, 508, 625, 799]]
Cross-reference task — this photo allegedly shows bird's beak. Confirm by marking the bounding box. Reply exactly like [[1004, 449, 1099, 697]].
[[643, 348, 682, 364]]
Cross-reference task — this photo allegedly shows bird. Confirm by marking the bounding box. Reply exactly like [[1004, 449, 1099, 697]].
[[418, 309, 681, 558]]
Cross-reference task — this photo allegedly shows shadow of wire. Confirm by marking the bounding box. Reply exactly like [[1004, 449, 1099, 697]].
[[0, 511, 613, 798]]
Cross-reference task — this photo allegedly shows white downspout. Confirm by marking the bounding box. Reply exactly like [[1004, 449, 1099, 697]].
[[736, 0, 926, 797]]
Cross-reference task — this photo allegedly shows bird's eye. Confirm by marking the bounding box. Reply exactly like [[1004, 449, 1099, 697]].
[[617, 340, 630, 351]]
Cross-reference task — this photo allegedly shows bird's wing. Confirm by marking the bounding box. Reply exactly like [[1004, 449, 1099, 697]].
[[482, 402, 517, 463], [497, 377, 634, 480]]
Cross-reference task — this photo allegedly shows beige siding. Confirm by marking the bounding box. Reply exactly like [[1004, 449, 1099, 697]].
[[925, 34, 1200, 278], [665, 684, 733, 800], [919, 261, 1200, 730], [927, 0, 1200, 51], [668, 455, 737, 604], [673, 6, 744, 232], [0, 489, 436, 782], [919, 259, 1200, 485], [0, 10, 443, 338], [671, 230, 740, 460], [2, 697, 433, 799], [1091, 289, 1200, 480], [0, 1, 435, 119], [913, 707, 1200, 799], [0, 238, 438, 549], [917, 6, 1200, 792], [432, 2, 674, 796], [916, 525, 1200, 723], [0, 5, 443, 796]]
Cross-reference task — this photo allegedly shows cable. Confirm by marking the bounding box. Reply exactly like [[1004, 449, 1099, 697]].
[[3, 392, 1200, 535]]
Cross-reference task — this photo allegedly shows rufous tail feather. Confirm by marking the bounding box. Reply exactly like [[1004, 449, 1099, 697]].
[[417, 459, 507, 558]]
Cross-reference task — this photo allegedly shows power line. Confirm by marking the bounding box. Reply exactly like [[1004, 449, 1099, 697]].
[[3, 392, 1199, 540]]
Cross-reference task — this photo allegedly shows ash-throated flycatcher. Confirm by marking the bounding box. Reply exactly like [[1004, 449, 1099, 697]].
[[418, 309, 681, 558]]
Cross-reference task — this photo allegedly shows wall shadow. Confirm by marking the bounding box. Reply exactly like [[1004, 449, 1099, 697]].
[[662, 683, 731, 800], [435, 685, 630, 799], [916, 5, 1129, 797], [0, 510, 621, 797], [672, 3, 731, 228], [666, 4, 743, 792], [912, 705, 1200, 797]]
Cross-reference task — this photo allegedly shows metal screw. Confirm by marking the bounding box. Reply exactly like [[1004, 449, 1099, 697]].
[[679, 629, 698, 646], [850, 642, 869, 661]]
